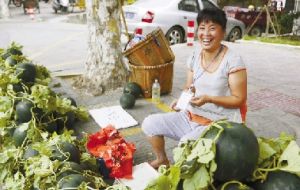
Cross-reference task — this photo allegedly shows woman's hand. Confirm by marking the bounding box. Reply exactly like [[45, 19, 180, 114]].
[[170, 99, 180, 112], [190, 95, 210, 107]]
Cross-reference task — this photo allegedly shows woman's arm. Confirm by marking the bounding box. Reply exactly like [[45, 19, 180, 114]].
[[190, 69, 247, 108]]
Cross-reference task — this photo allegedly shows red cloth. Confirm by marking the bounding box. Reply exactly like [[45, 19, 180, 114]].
[[87, 125, 136, 179]]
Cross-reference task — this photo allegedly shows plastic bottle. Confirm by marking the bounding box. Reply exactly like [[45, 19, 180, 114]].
[[152, 79, 160, 104]]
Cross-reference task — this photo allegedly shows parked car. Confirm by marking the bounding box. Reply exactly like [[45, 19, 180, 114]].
[[122, 0, 245, 45], [223, 6, 268, 37]]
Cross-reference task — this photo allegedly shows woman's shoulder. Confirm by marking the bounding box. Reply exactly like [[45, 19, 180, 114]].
[[222, 45, 246, 72], [223, 46, 242, 59]]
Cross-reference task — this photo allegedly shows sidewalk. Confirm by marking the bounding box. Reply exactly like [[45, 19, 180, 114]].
[[1, 6, 300, 165]]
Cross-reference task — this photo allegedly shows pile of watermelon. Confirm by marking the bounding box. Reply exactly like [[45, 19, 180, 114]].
[[146, 120, 300, 190], [0, 43, 129, 189]]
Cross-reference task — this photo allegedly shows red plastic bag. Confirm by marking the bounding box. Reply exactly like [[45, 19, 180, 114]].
[[87, 125, 136, 179]]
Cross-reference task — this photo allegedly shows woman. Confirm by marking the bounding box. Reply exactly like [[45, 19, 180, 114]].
[[142, 8, 247, 169]]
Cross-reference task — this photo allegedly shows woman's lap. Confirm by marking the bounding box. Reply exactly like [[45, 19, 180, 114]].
[[142, 111, 206, 142]]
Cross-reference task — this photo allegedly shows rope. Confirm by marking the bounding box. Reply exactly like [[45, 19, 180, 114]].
[[128, 61, 174, 70]]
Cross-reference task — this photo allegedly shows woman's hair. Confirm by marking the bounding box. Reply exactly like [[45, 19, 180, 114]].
[[197, 8, 227, 30]]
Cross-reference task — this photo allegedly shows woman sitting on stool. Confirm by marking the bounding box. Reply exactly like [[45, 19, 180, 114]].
[[142, 8, 247, 169]]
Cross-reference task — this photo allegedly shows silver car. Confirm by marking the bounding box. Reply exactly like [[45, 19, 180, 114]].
[[123, 0, 245, 45]]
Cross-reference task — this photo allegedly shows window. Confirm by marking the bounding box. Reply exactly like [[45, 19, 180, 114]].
[[178, 0, 199, 13], [202, 0, 218, 9]]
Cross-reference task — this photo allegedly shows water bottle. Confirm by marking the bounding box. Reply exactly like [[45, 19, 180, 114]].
[[152, 79, 160, 104]]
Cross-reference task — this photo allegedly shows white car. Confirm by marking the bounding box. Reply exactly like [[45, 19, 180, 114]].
[[123, 0, 245, 45]]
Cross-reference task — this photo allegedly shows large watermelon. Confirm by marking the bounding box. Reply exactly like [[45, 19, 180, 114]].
[[203, 121, 259, 182]]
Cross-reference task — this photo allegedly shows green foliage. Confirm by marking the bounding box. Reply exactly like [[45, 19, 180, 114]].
[[146, 123, 219, 190], [0, 42, 108, 190], [253, 133, 300, 181], [146, 166, 181, 190], [145, 121, 300, 190], [276, 12, 300, 34]]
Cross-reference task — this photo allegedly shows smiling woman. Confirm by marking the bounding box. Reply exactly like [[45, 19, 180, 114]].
[[141, 8, 248, 169]]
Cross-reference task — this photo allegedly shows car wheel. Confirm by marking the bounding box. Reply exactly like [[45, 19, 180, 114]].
[[249, 26, 262, 37], [166, 26, 184, 45], [227, 27, 242, 42]]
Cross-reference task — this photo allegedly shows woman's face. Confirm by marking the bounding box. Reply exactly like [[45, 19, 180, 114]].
[[197, 20, 225, 51]]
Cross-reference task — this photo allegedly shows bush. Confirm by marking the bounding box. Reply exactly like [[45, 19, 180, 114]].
[[276, 11, 300, 34]]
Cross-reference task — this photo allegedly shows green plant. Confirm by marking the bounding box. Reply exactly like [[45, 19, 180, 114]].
[[276, 12, 300, 34]]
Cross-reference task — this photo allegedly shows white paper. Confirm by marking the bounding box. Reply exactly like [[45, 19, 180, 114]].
[[89, 105, 138, 129], [117, 162, 159, 190], [175, 91, 193, 110]]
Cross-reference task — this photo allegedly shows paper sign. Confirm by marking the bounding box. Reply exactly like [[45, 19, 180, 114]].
[[117, 162, 159, 190], [175, 91, 193, 110], [89, 105, 138, 129]]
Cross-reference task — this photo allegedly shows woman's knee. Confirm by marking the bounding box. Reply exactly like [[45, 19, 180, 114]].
[[142, 115, 155, 135], [142, 114, 163, 136]]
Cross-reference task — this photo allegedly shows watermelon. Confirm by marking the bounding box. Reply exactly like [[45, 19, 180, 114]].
[[203, 121, 259, 182], [252, 171, 300, 190], [58, 174, 95, 189], [120, 93, 136, 109], [13, 126, 28, 147], [123, 82, 142, 98], [57, 162, 84, 181], [51, 141, 81, 163], [16, 100, 34, 123], [16, 62, 36, 83]]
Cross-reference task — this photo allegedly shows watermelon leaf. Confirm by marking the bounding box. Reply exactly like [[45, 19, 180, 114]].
[[183, 166, 211, 190], [146, 166, 180, 190], [278, 140, 300, 176]]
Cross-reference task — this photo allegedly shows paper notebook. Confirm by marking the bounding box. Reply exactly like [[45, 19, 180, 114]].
[[89, 105, 138, 129]]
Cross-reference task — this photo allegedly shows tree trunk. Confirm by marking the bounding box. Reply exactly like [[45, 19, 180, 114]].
[[73, 0, 127, 96], [0, 0, 10, 19]]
